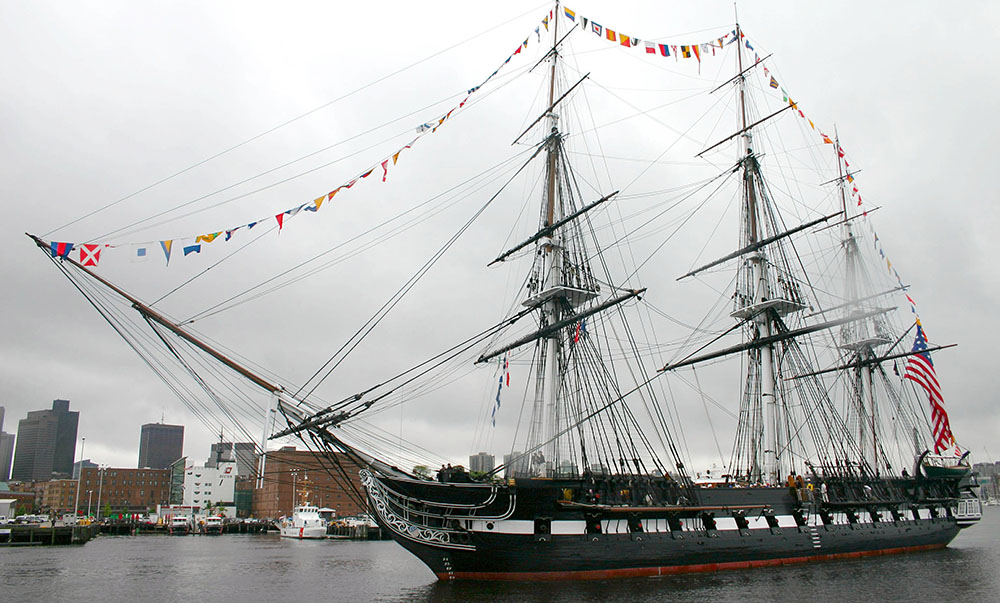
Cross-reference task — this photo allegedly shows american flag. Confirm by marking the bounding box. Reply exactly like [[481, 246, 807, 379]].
[[904, 325, 956, 454]]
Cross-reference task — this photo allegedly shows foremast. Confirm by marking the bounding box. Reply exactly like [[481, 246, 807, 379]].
[[511, 2, 616, 478], [532, 2, 571, 476], [735, 24, 772, 486]]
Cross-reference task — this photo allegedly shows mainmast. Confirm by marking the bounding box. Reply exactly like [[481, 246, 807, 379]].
[[834, 131, 888, 474], [731, 23, 805, 485]]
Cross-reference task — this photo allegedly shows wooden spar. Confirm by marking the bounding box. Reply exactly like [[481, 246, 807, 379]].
[[488, 190, 619, 266], [836, 131, 849, 218], [708, 53, 773, 94], [819, 168, 863, 187], [677, 211, 839, 280], [528, 23, 578, 74], [695, 104, 794, 158], [813, 205, 881, 234], [511, 72, 589, 147], [659, 307, 893, 373], [270, 406, 351, 438], [27, 233, 281, 394], [785, 344, 958, 380], [805, 286, 905, 318], [476, 288, 645, 364]]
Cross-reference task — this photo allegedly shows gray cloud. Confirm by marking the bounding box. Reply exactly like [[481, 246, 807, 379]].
[[2, 1, 997, 473]]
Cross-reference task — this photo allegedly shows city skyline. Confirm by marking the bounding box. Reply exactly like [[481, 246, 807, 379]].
[[11, 399, 78, 482]]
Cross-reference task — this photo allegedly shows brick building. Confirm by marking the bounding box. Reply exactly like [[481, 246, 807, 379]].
[[41, 478, 78, 514], [79, 467, 171, 514], [252, 447, 366, 519], [7, 481, 45, 513]]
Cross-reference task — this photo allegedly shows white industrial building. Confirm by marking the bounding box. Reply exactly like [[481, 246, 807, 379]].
[[182, 461, 237, 516]]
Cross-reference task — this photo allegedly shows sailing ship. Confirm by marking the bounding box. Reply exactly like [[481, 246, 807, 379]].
[[29, 2, 981, 581]]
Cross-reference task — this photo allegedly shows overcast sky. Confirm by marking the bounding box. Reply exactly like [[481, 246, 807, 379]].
[[2, 1, 998, 473]]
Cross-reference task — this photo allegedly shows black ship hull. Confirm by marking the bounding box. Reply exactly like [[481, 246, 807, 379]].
[[392, 518, 956, 580], [361, 470, 978, 581]]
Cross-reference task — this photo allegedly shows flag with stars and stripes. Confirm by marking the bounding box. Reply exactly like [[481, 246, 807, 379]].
[[904, 324, 957, 454]]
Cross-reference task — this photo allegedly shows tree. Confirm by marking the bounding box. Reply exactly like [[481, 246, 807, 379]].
[[413, 465, 432, 479]]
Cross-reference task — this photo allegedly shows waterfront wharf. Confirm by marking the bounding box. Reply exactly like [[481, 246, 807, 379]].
[[0, 523, 101, 546], [326, 523, 390, 540]]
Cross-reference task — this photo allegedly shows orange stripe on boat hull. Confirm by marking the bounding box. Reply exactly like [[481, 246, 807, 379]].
[[436, 543, 947, 581]]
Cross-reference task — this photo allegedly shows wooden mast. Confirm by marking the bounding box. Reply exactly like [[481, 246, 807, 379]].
[[538, 1, 563, 476], [834, 130, 880, 473], [734, 22, 780, 485]]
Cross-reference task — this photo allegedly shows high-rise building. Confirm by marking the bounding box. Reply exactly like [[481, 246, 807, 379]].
[[206, 441, 234, 466], [0, 432, 13, 481], [138, 423, 184, 469], [207, 441, 258, 478], [0, 406, 15, 481], [503, 451, 531, 478], [11, 399, 79, 481], [73, 459, 98, 479], [469, 452, 495, 474]]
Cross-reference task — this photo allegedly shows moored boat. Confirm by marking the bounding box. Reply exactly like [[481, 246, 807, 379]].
[[168, 515, 192, 536], [279, 504, 326, 540], [201, 515, 224, 535]]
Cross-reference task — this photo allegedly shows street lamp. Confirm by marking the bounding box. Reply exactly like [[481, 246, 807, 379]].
[[73, 437, 85, 519], [87, 490, 93, 517]]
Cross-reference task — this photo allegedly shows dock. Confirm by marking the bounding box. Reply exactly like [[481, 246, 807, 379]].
[[326, 523, 390, 540], [0, 523, 101, 546]]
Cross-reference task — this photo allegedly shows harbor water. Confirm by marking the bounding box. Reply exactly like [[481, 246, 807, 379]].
[[3, 509, 999, 602]]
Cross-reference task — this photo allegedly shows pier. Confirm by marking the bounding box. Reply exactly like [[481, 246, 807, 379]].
[[0, 519, 384, 545], [326, 523, 390, 540], [0, 523, 101, 546]]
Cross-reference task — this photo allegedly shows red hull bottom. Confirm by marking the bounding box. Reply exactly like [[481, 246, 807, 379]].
[[436, 542, 947, 581]]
